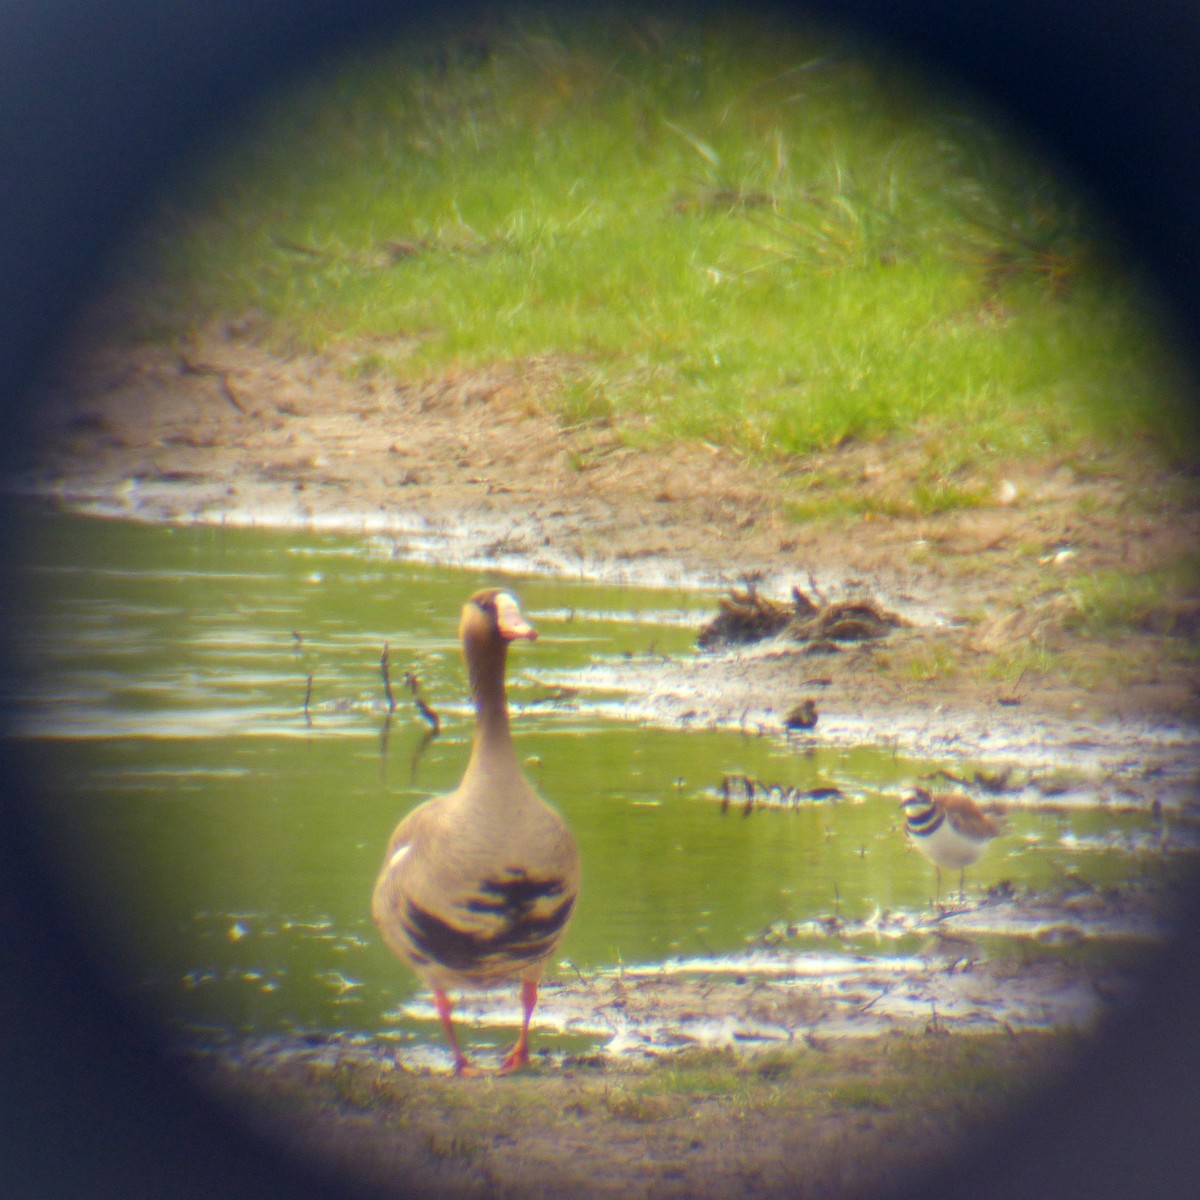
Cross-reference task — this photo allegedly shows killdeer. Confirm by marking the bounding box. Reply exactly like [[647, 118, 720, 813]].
[[900, 786, 1001, 903]]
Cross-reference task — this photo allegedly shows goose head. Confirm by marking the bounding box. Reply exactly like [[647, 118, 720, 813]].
[[460, 589, 537, 706], [461, 588, 537, 645]]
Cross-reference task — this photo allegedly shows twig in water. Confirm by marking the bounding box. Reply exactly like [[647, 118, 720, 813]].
[[379, 712, 392, 775], [926, 1001, 946, 1036], [403, 670, 441, 734], [380, 643, 397, 712], [857, 984, 891, 1014], [303, 672, 313, 728], [409, 726, 437, 783], [563, 959, 591, 986]]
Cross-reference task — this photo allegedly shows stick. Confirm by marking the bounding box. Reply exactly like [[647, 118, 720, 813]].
[[403, 670, 441, 734], [379, 712, 392, 776], [409, 726, 436, 782], [380, 643, 397, 712]]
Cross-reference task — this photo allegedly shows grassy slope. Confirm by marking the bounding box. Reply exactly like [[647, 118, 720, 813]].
[[126, 6, 1194, 501]]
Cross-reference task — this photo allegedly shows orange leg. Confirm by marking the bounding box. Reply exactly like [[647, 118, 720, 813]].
[[498, 979, 539, 1075], [434, 987, 480, 1077]]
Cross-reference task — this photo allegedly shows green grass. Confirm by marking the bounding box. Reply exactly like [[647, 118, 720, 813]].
[[120, 5, 1195, 470], [1065, 559, 1200, 636], [984, 640, 1059, 683], [897, 641, 961, 682]]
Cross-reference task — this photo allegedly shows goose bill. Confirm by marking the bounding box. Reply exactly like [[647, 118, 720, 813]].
[[495, 591, 537, 641]]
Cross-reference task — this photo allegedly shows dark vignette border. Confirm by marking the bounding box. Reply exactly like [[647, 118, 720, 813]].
[[0, 3, 1197, 1199]]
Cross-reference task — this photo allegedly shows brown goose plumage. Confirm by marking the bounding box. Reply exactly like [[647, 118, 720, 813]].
[[372, 589, 579, 1075]]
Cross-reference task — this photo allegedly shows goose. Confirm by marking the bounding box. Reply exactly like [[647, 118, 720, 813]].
[[900, 787, 1001, 903], [372, 589, 579, 1075]]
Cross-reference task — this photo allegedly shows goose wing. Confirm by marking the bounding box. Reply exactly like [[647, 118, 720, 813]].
[[372, 794, 578, 982]]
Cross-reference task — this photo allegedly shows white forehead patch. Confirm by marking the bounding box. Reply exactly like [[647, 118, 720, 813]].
[[494, 591, 536, 639]]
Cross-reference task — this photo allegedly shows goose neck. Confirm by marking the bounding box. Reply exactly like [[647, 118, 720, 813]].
[[466, 639, 518, 765]]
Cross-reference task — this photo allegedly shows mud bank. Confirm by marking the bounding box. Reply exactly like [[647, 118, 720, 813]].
[[13, 331, 1200, 775]]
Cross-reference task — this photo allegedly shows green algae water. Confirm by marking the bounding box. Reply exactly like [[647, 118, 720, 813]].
[[2, 510, 1185, 1050]]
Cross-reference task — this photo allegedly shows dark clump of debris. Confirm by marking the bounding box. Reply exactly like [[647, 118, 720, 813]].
[[698, 581, 905, 650], [789, 587, 906, 643], [784, 699, 819, 731], [697, 582, 792, 648]]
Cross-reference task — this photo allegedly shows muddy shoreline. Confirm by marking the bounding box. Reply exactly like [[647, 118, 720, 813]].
[[15, 325, 1200, 770]]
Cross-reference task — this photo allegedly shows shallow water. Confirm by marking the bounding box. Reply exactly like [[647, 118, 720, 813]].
[[2, 509, 1189, 1055]]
